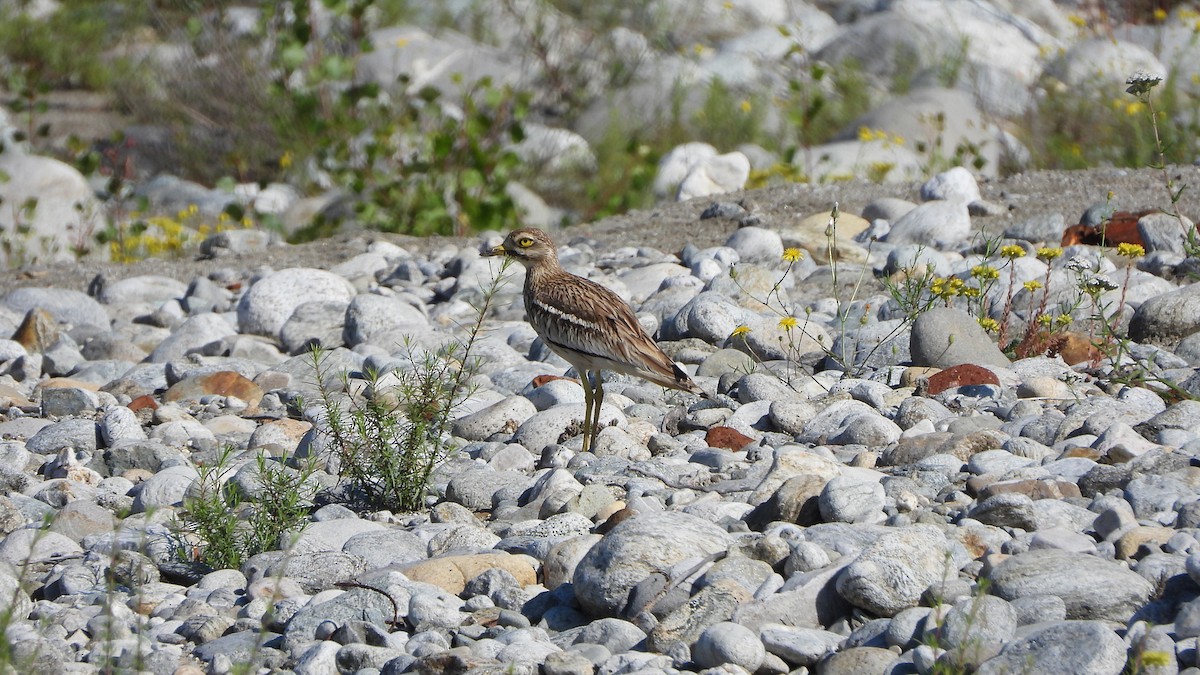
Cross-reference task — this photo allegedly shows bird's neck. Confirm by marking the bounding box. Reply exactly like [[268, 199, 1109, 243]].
[[524, 257, 565, 288]]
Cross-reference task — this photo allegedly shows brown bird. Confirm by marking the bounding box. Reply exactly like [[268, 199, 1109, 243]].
[[483, 227, 706, 453]]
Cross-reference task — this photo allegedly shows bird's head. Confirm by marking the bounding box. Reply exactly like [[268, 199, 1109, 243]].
[[483, 227, 558, 266]]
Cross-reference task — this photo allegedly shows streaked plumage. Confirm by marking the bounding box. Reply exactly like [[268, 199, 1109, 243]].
[[484, 227, 705, 452]]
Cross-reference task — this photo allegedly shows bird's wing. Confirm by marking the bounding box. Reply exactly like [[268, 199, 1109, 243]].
[[530, 272, 700, 392]]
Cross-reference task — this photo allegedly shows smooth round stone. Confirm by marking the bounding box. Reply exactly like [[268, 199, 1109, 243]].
[[920, 167, 980, 203], [4, 287, 110, 329], [452, 396, 538, 442], [572, 511, 733, 617], [975, 620, 1127, 675], [987, 549, 1153, 622], [146, 313, 237, 363], [343, 294, 429, 346], [836, 525, 950, 616], [819, 474, 886, 524], [522, 379, 585, 410], [910, 307, 1010, 369], [724, 226, 783, 263], [100, 405, 148, 444], [884, 200, 971, 248], [237, 268, 357, 338], [692, 621, 765, 671]]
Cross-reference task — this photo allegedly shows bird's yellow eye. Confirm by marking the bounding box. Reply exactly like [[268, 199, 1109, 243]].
[[516, 237, 534, 248]]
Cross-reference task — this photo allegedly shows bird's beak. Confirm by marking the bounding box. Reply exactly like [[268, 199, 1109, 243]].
[[483, 244, 506, 257]]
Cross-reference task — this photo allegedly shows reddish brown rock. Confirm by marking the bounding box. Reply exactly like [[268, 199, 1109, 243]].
[[398, 552, 537, 594], [925, 364, 1000, 396], [978, 478, 1083, 501], [705, 426, 754, 451], [1060, 209, 1159, 247], [1055, 332, 1102, 366], [12, 308, 58, 353], [127, 395, 158, 412], [37, 377, 100, 392], [164, 371, 264, 407]]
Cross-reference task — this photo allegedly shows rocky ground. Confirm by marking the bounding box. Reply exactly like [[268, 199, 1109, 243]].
[[4, 164, 1200, 675], [6, 165, 1199, 292]]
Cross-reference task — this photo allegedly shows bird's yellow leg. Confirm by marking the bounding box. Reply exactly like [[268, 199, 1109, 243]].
[[580, 372, 594, 454], [591, 370, 604, 452]]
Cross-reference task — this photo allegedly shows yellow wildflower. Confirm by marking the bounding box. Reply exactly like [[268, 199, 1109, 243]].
[[1037, 314, 1053, 327], [1153, 8, 1167, 22], [1116, 242, 1145, 258], [778, 316, 798, 331], [782, 247, 804, 262], [1023, 280, 1043, 292], [1000, 244, 1026, 259], [978, 317, 999, 333], [1055, 315, 1072, 328], [971, 264, 999, 281], [730, 325, 751, 338], [739, 99, 752, 114], [1125, 101, 1146, 117], [280, 150, 294, 169], [1067, 14, 1087, 28], [1036, 247, 1063, 261]]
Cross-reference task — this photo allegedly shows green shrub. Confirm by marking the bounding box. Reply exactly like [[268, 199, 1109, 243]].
[[175, 445, 320, 570], [310, 258, 513, 512]]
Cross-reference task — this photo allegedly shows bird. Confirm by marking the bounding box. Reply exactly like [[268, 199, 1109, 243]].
[[483, 227, 706, 453]]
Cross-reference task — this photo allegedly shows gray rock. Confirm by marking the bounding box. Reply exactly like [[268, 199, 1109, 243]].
[[39, 387, 99, 417], [280, 300, 348, 354], [147, 313, 237, 362], [1009, 594, 1067, 626], [986, 549, 1153, 621], [98, 275, 188, 305], [4, 287, 109, 329], [99, 405, 147, 445], [452, 396, 537, 442], [724, 226, 783, 263], [237, 268, 357, 338], [26, 418, 98, 455], [1125, 474, 1191, 520], [692, 621, 764, 670], [910, 307, 1010, 368], [1047, 37, 1166, 89], [1138, 211, 1195, 255], [566, 617, 645, 654], [677, 151, 751, 201], [655, 143, 717, 198], [968, 493, 1039, 530], [131, 465, 198, 512], [343, 294, 429, 346], [408, 587, 466, 631], [759, 624, 843, 667], [1129, 280, 1200, 346], [572, 511, 733, 617], [668, 292, 756, 343], [884, 200, 971, 248], [0, 528, 82, 565], [511, 404, 626, 454], [940, 595, 1017, 651], [289, 518, 386, 555], [1004, 213, 1066, 244], [836, 525, 950, 616], [976, 620, 1127, 675], [819, 474, 886, 524], [817, 646, 899, 675], [446, 468, 532, 511], [343, 528, 427, 569], [920, 167, 980, 203]]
